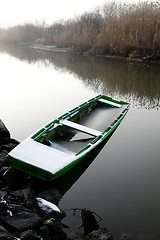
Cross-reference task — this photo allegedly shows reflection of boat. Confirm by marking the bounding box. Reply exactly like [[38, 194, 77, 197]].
[[7, 94, 130, 181]]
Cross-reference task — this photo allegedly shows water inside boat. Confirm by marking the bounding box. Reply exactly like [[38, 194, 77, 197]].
[[38, 101, 126, 154], [45, 129, 94, 154]]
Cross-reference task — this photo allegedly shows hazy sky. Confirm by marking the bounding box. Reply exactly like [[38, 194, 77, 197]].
[[0, 0, 146, 28]]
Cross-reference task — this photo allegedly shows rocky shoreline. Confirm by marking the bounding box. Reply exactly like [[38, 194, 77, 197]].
[[0, 119, 113, 240]]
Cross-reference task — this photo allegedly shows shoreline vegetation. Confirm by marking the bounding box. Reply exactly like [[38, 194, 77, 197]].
[[0, 1, 160, 62]]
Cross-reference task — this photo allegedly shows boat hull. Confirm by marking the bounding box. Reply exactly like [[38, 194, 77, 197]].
[[7, 94, 130, 181]]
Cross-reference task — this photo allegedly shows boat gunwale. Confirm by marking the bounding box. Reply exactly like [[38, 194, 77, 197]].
[[32, 94, 129, 142]]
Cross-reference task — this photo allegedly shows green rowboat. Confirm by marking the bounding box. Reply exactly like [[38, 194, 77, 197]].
[[7, 94, 130, 181]]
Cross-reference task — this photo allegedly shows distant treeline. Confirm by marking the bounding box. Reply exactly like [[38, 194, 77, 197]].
[[0, 1, 160, 57]]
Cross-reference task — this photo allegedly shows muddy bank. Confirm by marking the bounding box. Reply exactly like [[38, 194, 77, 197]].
[[29, 44, 160, 64], [30, 44, 71, 53], [0, 119, 113, 240]]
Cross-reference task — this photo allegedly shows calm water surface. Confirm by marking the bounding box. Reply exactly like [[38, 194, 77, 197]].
[[0, 45, 160, 239]]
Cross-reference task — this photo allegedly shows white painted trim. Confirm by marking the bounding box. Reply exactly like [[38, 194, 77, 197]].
[[98, 98, 121, 108]]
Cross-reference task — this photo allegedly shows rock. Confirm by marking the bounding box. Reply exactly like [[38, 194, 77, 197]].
[[0, 195, 8, 216], [22, 185, 36, 210], [21, 230, 41, 240], [5, 168, 28, 190], [87, 228, 113, 240], [0, 167, 9, 180], [0, 120, 10, 142], [62, 225, 80, 240], [43, 218, 67, 240], [0, 138, 19, 152], [81, 208, 100, 236], [0, 225, 9, 234], [0, 225, 12, 239], [38, 226, 50, 240], [37, 188, 62, 206], [0, 152, 8, 168], [34, 197, 65, 221], [7, 183, 36, 209], [0, 211, 42, 232], [6, 203, 24, 215], [36, 197, 61, 213], [6, 191, 25, 206], [0, 180, 6, 189]]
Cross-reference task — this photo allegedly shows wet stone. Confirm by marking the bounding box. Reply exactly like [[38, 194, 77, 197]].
[[0, 167, 9, 180], [0, 139, 19, 152], [34, 197, 65, 221], [0, 225, 9, 234], [21, 230, 42, 240], [37, 226, 50, 240], [43, 218, 67, 239], [0, 211, 42, 232], [5, 168, 28, 190], [37, 188, 62, 206], [61, 226, 79, 240], [87, 228, 113, 240], [0, 152, 8, 168], [0, 120, 10, 141]]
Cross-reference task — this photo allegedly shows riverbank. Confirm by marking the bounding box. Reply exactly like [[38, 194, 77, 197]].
[[1, 1, 160, 65], [0, 119, 113, 240], [29, 44, 160, 64]]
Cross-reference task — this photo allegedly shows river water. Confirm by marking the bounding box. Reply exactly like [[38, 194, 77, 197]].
[[0, 44, 160, 239]]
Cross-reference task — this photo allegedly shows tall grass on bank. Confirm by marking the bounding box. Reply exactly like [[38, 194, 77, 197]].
[[97, 1, 160, 56], [0, 1, 160, 57]]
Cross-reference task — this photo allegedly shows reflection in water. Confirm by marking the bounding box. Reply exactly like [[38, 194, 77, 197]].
[[51, 130, 116, 196], [0, 43, 160, 109]]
